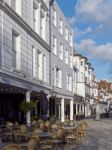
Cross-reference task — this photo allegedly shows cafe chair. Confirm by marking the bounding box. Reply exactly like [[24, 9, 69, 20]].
[[28, 134, 40, 150], [1, 144, 21, 150], [80, 121, 88, 138], [2, 122, 14, 143], [45, 121, 50, 131], [52, 128, 65, 150], [17, 124, 29, 144], [66, 125, 82, 144]]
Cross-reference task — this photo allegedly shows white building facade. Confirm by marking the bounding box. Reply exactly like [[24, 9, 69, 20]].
[[0, 0, 96, 124], [50, 1, 74, 122], [73, 53, 95, 118], [0, 0, 51, 125]]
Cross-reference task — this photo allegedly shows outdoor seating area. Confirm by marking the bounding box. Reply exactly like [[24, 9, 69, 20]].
[[0, 119, 88, 150]]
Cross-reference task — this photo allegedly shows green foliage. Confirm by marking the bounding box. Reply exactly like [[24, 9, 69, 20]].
[[31, 116, 39, 121], [19, 100, 35, 113]]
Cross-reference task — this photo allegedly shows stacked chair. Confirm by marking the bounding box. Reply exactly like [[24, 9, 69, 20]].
[[0, 119, 88, 150]]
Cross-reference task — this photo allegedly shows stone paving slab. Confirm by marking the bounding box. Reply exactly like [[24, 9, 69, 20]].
[[65, 119, 112, 150], [78, 119, 112, 150]]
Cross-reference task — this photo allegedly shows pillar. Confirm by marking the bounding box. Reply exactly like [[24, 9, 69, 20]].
[[59, 104, 61, 119], [79, 105, 82, 114], [70, 99, 73, 121], [26, 91, 31, 126], [82, 105, 85, 115], [76, 104, 78, 115], [47, 95, 50, 118], [61, 98, 65, 122]]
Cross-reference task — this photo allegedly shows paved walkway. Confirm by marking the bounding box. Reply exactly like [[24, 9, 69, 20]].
[[78, 119, 112, 150], [65, 119, 112, 150]]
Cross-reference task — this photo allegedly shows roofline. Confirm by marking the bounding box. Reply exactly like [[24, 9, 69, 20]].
[[73, 53, 88, 61]]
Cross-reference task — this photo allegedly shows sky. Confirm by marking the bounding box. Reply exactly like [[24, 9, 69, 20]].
[[56, 0, 112, 81]]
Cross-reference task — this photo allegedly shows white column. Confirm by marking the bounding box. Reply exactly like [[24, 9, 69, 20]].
[[61, 98, 65, 122], [79, 105, 81, 114], [76, 104, 78, 115], [47, 95, 50, 118], [59, 104, 61, 119], [85, 104, 88, 117], [82, 105, 85, 115], [70, 99, 73, 121], [26, 91, 31, 126]]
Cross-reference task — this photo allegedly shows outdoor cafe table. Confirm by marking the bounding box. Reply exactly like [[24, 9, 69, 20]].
[[30, 131, 53, 139], [64, 125, 77, 130], [38, 132, 53, 139], [63, 125, 77, 135]]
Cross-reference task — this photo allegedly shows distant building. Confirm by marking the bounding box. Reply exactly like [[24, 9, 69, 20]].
[[73, 52, 95, 117], [98, 80, 112, 115]]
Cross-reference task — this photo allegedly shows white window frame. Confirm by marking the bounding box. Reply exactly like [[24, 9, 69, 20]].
[[10, 0, 21, 16], [33, 6, 37, 31], [37, 50, 43, 80], [80, 72, 83, 82], [59, 18, 63, 35], [67, 74, 72, 92], [69, 32, 73, 47], [43, 54, 47, 82], [32, 46, 36, 78], [12, 30, 21, 71], [40, 10, 46, 40], [65, 49, 68, 64], [65, 27, 68, 41], [52, 8, 57, 27], [53, 35, 57, 55], [59, 43, 63, 60], [54, 67, 62, 88], [70, 54, 73, 68]]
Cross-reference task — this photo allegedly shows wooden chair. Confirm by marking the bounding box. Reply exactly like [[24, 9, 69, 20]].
[[17, 124, 29, 144], [64, 119, 70, 125], [52, 128, 65, 150], [38, 119, 44, 124], [51, 124, 58, 131], [39, 122, 45, 131], [28, 134, 40, 150], [19, 134, 39, 150], [55, 120, 61, 125], [1, 144, 21, 150], [45, 121, 50, 131], [32, 120, 37, 126], [2, 122, 14, 143], [66, 125, 82, 144], [80, 121, 88, 138], [33, 128, 42, 134], [5, 121, 14, 129], [15, 122, 19, 127]]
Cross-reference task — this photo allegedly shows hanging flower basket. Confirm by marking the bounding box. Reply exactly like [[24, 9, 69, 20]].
[[19, 100, 35, 113]]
